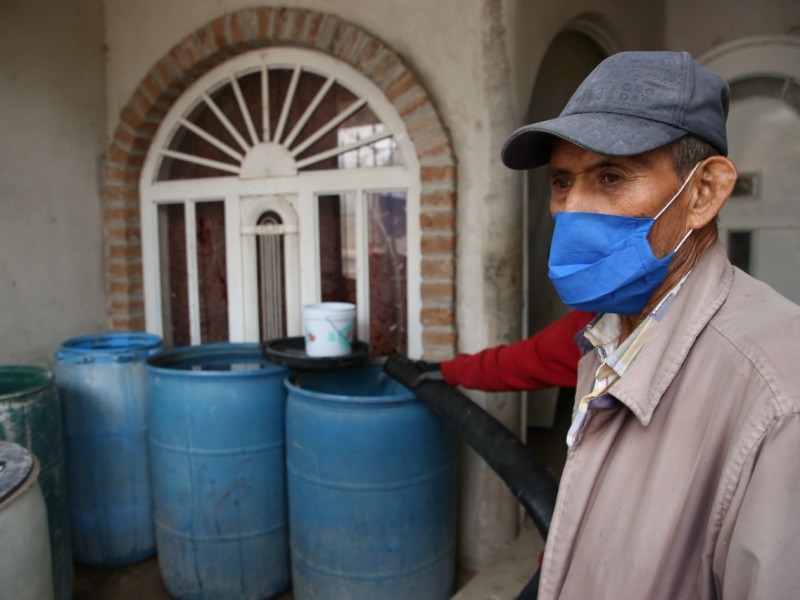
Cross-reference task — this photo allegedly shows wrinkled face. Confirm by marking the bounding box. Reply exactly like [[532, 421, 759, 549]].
[[547, 138, 691, 258]]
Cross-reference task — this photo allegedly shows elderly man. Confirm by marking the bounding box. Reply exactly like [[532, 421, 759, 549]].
[[500, 51, 800, 599]]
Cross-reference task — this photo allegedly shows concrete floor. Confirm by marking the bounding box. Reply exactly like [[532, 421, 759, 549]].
[[73, 558, 294, 599], [70, 395, 571, 600], [71, 540, 542, 600]]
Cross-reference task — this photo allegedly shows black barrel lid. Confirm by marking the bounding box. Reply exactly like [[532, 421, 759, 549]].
[[0, 441, 34, 504], [261, 336, 370, 370]]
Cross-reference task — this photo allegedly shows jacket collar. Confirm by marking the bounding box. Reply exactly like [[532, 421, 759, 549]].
[[605, 241, 734, 426]]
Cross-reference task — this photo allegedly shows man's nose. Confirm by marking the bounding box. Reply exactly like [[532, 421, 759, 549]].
[[551, 181, 591, 215]]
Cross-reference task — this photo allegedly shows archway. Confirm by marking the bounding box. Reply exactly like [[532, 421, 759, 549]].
[[103, 7, 457, 360]]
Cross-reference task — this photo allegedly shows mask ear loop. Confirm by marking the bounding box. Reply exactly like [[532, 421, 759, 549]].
[[653, 161, 703, 221], [673, 228, 694, 253], [654, 161, 702, 254]]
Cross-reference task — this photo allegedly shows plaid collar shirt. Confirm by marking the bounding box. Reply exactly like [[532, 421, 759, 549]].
[[566, 274, 689, 448]]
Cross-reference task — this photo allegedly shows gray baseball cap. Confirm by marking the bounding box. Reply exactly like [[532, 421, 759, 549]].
[[501, 51, 730, 169]]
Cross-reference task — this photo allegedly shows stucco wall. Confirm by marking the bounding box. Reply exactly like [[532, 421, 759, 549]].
[[0, 0, 107, 366], [665, 0, 800, 58]]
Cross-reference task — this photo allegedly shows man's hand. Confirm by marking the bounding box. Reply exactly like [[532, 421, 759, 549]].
[[411, 361, 444, 387]]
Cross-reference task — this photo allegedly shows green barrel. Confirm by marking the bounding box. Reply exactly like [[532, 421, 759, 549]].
[[0, 366, 73, 600]]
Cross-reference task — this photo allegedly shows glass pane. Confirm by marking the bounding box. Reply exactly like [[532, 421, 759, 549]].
[[727, 230, 752, 273], [337, 123, 402, 169], [295, 100, 404, 171], [318, 193, 356, 304], [157, 64, 404, 179], [257, 212, 287, 341], [158, 203, 189, 347], [196, 201, 228, 343], [268, 68, 327, 143], [158, 93, 242, 180], [367, 191, 407, 356]]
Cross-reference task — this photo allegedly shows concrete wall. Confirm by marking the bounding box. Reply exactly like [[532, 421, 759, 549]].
[[0, 0, 107, 366], [665, 0, 800, 57]]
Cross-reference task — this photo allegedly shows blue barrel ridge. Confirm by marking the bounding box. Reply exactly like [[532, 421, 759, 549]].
[[55, 331, 162, 567], [285, 365, 456, 600], [146, 342, 290, 600]]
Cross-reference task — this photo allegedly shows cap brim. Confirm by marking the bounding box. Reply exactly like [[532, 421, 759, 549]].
[[501, 113, 688, 170]]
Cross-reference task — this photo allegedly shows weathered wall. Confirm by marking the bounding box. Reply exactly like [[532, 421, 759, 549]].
[[665, 0, 800, 57], [0, 0, 107, 366]]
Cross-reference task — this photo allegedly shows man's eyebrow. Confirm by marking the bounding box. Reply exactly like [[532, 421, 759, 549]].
[[547, 166, 569, 178], [547, 158, 630, 177]]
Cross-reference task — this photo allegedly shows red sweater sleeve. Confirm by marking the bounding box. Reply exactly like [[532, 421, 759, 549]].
[[439, 310, 594, 392]]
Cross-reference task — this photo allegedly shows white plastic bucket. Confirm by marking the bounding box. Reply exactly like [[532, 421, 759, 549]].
[[0, 442, 55, 600], [304, 303, 357, 357]]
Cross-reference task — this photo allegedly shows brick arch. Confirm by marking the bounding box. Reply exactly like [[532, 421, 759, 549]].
[[104, 7, 457, 359]]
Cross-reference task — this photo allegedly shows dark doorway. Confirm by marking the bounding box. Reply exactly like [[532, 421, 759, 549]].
[[524, 31, 607, 477]]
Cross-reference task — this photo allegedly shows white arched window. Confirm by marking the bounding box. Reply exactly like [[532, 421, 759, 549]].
[[140, 47, 421, 356]]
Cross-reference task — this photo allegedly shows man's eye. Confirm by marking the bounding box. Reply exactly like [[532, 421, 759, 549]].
[[601, 172, 621, 184], [551, 177, 569, 190]]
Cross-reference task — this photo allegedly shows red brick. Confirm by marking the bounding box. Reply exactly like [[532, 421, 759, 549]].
[[422, 190, 456, 209], [421, 306, 454, 326], [103, 205, 139, 221], [305, 10, 324, 45], [194, 26, 218, 58], [104, 185, 139, 202], [119, 105, 145, 132], [421, 233, 455, 254], [230, 12, 246, 44], [385, 71, 418, 102], [108, 243, 143, 260], [179, 36, 201, 68], [210, 16, 229, 48], [106, 148, 139, 169], [107, 261, 142, 278], [110, 296, 144, 313], [111, 316, 146, 331], [421, 257, 454, 278], [108, 280, 143, 295], [105, 224, 140, 241], [421, 165, 456, 182], [133, 88, 158, 123], [423, 328, 457, 348], [420, 211, 455, 231], [255, 7, 271, 38], [421, 281, 455, 302], [421, 349, 456, 362], [105, 160, 141, 186]]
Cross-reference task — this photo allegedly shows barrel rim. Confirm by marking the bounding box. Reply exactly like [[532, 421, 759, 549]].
[[0, 365, 54, 400], [284, 367, 416, 405], [145, 342, 287, 377], [58, 331, 162, 354]]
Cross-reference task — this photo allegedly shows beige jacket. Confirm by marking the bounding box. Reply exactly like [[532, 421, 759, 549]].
[[539, 241, 800, 600]]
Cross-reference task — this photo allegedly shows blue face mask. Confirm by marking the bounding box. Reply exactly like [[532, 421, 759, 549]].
[[547, 163, 700, 315]]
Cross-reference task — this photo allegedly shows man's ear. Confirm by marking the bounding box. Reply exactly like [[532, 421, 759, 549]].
[[687, 156, 738, 229]]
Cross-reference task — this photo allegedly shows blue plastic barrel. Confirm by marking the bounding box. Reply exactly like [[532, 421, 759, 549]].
[[0, 366, 72, 600], [55, 332, 162, 567], [146, 343, 290, 600], [285, 365, 456, 600]]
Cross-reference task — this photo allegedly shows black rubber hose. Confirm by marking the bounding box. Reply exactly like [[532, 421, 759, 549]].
[[383, 353, 558, 541]]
